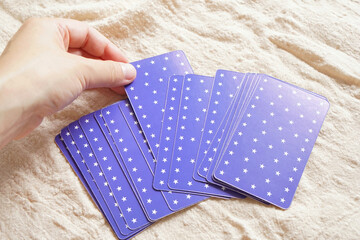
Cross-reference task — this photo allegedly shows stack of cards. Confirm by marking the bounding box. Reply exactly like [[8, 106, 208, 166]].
[[56, 50, 329, 239]]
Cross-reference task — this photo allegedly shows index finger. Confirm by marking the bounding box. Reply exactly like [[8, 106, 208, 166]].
[[56, 18, 129, 62]]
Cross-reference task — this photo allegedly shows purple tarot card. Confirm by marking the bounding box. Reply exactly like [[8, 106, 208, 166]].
[[77, 115, 150, 229], [213, 74, 329, 209], [125, 51, 193, 157], [167, 74, 245, 198], [193, 70, 246, 182], [60, 127, 147, 238], [100, 103, 174, 221], [118, 99, 209, 211]]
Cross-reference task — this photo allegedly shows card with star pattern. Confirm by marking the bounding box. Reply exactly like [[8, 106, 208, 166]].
[[99, 104, 174, 221], [167, 74, 245, 198], [212, 74, 329, 209], [194, 70, 247, 183], [55, 50, 329, 239], [125, 50, 193, 157], [58, 126, 150, 239], [118, 99, 209, 211]]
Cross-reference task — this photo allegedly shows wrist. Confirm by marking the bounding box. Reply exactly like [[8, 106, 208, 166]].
[[0, 66, 42, 148]]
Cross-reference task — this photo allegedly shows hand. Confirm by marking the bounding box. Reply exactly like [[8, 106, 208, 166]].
[[0, 17, 136, 149]]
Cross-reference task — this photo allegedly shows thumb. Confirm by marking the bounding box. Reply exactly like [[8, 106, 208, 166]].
[[78, 57, 136, 90]]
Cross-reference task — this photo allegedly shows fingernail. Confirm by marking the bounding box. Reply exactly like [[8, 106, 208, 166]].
[[121, 63, 136, 81]]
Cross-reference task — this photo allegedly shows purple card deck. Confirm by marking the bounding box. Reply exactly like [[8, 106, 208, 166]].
[[76, 116, 150, 229], [167, 74, 245, 198], [118, 100, 208, 211], [212, 74, 329, 209], [59, 126, 148, 239], [154, 75, 185, 191], [125, 50, 193, 157], [194, 70, 246, 182], [99, 104, 174, 221], [55, 51, 329, 238]]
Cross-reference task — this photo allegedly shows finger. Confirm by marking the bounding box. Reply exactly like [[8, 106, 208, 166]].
[[68, 48, 99, 59], [78, 57, 136, 90], [55, 18, 129, 62], [111, 86, 127, 96]]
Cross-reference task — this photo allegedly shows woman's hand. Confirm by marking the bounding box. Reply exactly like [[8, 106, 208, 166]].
[[0, 18, 136, 149]]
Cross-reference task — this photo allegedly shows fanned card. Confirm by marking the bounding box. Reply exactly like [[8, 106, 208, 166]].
[[125, 51, 193, 156], [213, 74, 329, 209]]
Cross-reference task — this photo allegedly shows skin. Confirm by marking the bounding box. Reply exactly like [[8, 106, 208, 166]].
[[0, 17, 137, 149]]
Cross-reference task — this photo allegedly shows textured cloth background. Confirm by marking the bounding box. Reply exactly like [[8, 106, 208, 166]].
[[0, 1, 359, 239]]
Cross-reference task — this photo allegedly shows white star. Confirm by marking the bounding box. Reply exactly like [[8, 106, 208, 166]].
[[187, 181, 192, 186], [280, 198, 285, 203], [142, 188, 147, 193], [137, 177, 142, 182], [265, 178, 270, 183], [251, 184, 256, 189], [285, 187, 289, 192], [219, 170, 224, 175], [235, 177, 240, 182], [276, 171, 280, 176], [289, 177, 294, 182], [267, 192, 272, 196]]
